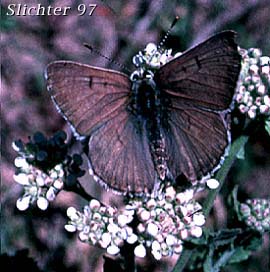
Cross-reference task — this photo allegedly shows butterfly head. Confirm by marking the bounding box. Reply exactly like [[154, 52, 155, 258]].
[[130, 43, 181, 83]]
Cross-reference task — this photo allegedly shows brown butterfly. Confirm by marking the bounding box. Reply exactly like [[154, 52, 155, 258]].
[[45, 31, 241, 195]]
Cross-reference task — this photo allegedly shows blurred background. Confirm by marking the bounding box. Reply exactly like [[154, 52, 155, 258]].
[[1, 0, 270, 271]]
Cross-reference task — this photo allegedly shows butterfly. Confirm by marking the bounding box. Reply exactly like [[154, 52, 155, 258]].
[[45, 31, 241, 195]]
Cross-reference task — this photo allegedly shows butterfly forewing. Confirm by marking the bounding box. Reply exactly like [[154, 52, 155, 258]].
[[155, 31, 241, 111], [46, 61, 131, 136], [46, 61, 155, 194]]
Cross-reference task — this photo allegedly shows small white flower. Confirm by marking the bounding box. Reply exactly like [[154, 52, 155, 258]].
[[127, 233, 138, 244], [180, 229, 188, 240], [14, 157, 29, 168], [46, 187, 56, 201], [249, 64, 259, 74], [107, 245, 120, 255], [101, 233, 112, 248], [146, 199, 156, 209], [139, 209, 151, 221], [156, 234, 164, 243], [137, 223, 146, 233], [65, 224, 77, 232], [206, 178, 220, 189], [184, 190, 194, 202], [259, 105, 269, 114], [93, 212, 102, 221], [67, 207, 79, 220], [89, 199, 101, 210], [165, 234, 176, 246], [261, 65, 270, 75], [247, 108, 257, 119], [152, 240, 161, 251], [53, 179, 64, 190], [79, 231, 89, 242], [257, 85, 266, 95], [174, 242, 183, 254], [260, 56, 270, 66], [16, 195, 31, 211], [176, 192, 185, 204], [134, 244, 146, 258], [165, 186, 176, 200], [50, 171, 58, 179], [107, 223, 119, 234], [239, 104, 248, 113], [235, 93, 243, 103], [152, 250, 162, 260], [13, 173, 29, 185], [125, 226, 133, 236], [36, 175, 45, 186], [147, 222, 159, 236], [193, 213, 206, 226], [190, 226, 203, 238], [117, 214, 129, 227], [37, 197, 49, 210], [264, 95, 270, 107]]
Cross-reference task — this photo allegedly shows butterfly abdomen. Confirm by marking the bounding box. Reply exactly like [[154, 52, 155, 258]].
[[129, 79, 170, 181]]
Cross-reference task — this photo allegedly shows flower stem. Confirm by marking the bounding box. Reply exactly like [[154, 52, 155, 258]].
[[171, 135, 249, 272], [203, 135, 249, 216]]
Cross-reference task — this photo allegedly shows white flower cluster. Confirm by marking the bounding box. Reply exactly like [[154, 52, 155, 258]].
[[133, 186, 205, 260], [239, 198, 270, 233], [13, 156, 64, 211], [65, 199, 137, 256], [235, 48, 270, 119], [65, 186, 206, 260]]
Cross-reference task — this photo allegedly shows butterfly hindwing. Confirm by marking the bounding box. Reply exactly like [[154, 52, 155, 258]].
[[88, 112, 155, 194], [163, 108, 229, 183]]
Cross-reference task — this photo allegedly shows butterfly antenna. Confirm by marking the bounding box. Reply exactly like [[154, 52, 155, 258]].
[[157, 16, 180, 52], [84, 43, 131, 73]]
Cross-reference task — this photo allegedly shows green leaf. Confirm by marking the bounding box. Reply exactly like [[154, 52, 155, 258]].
[[265, 119, 270, 136], [203, 252, 213, 272], [213, 249, 235, 271], [231, 186, 241, 218], [229, 231, 263, 264], [211, 229, 241, 248], [228, 246, 251, 263], [245, 233, 263, 251]]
